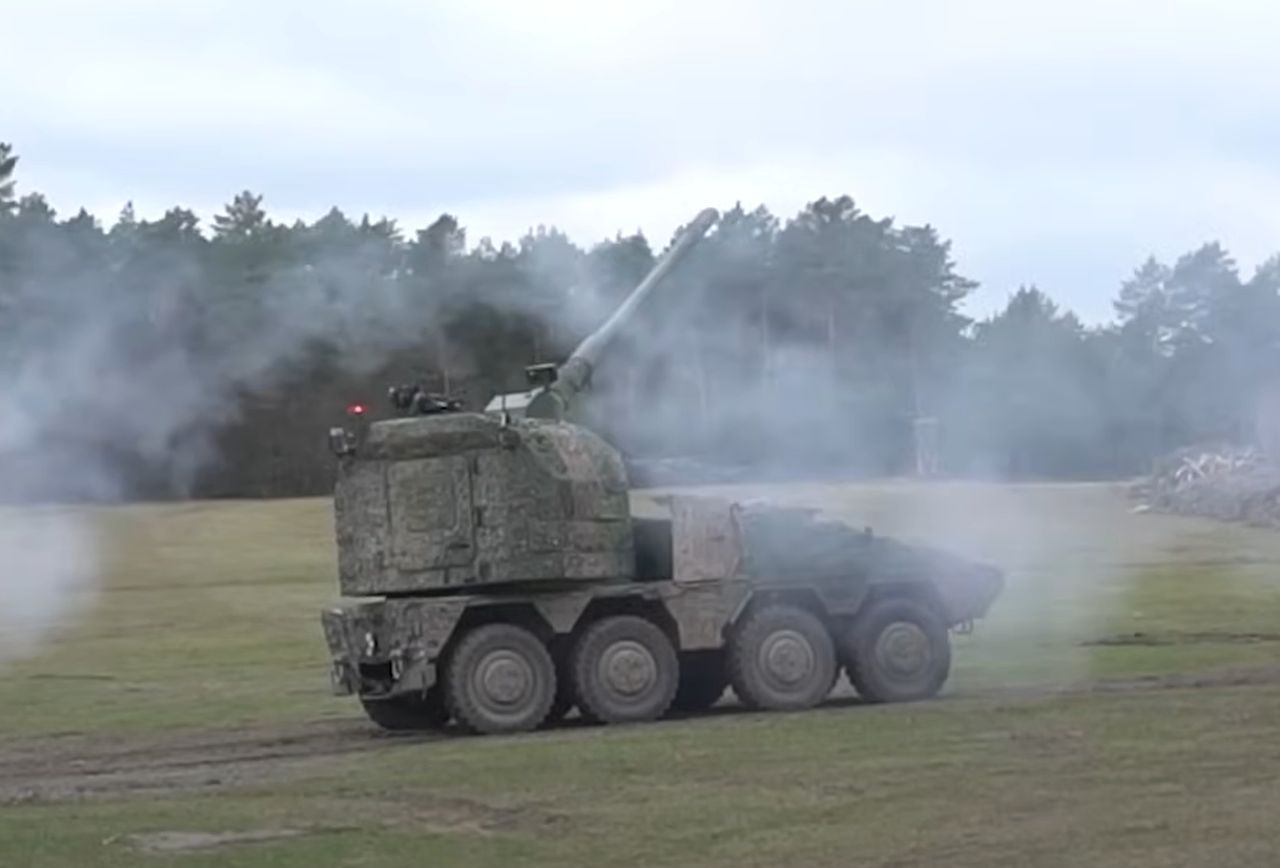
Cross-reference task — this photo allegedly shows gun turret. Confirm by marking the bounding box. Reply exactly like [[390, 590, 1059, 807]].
[[486, 207, 719, 421]]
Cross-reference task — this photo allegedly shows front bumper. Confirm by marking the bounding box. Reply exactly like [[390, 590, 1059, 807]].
[[320, 602, 442, 699]]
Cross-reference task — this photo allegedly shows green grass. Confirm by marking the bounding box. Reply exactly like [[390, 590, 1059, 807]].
[[4, 482, 1280, 866], [0, 498, 342, 734]]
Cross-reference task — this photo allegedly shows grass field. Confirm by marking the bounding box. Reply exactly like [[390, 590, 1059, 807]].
[[4, 481, 1280, 867]]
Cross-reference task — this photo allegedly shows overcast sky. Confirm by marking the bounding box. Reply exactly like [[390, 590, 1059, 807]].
[[4, 0, 1279, 323]]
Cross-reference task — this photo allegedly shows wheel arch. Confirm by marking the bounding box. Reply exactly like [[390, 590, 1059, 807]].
[[862, 580, 950, 623], [448, 601, 556, 654], [573, 594, 681, 648], [724, 580, 951, 641], [730, 586, 835, 631]]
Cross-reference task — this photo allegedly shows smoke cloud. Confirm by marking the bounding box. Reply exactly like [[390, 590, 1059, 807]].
[[2, 191, 1255, 676], [0, 206, 432, 665], [0, 506, 99, 665]]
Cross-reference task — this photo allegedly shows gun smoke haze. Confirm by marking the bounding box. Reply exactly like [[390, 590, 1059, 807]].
[[578, 219, 1251, 685], [0, 202, 749, 665], [0, 212, 449, 666], [0, 195, 1255, 679], [0, 202, 900, 666], [0, 507, 99, 666]]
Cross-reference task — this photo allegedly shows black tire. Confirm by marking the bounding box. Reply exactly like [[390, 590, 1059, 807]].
[[443, 624, 556, 735], [545, 688, 574, 725], [543, 649, 576, 727], [571, 615, 679, 725], [844, 597, 951, 703], [727, 603, 837, 711], [360, 691, 448, 731], [671, 651, 728, 714]]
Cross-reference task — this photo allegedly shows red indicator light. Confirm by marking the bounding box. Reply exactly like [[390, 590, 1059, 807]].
[[347, 404, 366, 416]]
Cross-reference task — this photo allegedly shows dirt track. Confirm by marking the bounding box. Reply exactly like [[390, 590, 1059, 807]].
[[9, 663, 1280, 808], [0, 718, 431, 805]]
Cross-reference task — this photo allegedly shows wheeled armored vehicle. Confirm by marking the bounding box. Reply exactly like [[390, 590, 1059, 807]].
[[320, 209, 1003, 734]]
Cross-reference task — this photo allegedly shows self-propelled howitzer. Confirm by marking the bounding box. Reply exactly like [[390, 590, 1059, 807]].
[[318, 207, 1003, 736]]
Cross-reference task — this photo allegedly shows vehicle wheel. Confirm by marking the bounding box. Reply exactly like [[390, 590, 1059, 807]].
[[443, 624, 556, 735], [571, 615, 679, 725], [671, 651, 727, 714], [845, 597, 951, 703], [360, 690, 447, 731], [727, 603, 837, 711]]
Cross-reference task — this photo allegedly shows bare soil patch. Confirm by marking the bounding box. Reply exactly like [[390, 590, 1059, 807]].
[[1081, 630, 1280, 647], [123, 828, 315, 854], [0, 717, 439, 805]]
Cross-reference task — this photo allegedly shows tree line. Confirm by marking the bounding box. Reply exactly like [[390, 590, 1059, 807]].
[[1, 141, 1277, 501]]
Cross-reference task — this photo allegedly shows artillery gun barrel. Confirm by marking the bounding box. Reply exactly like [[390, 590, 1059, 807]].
[[525, 207, 719, 420]]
